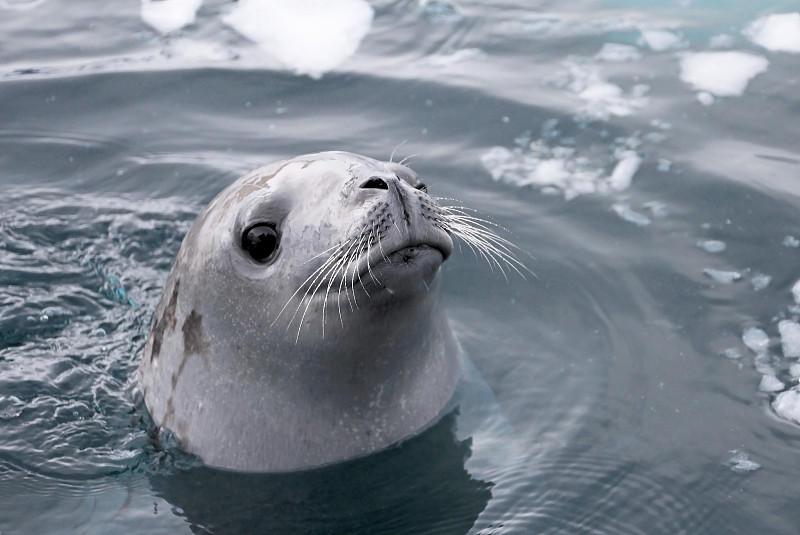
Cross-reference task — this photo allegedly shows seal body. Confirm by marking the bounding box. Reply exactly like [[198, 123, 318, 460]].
[[139, 152, 462, 472]]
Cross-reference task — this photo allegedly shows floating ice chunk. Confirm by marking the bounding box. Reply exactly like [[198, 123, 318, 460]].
[[657, 159, 672, 172], [640, 29, 686, 51], [696, 240, 726, 253], [680, 52, 769, 97], [759, 374, 784, 392], [643, 201, 668, 218], [750, 272, 772, 291], [745, 13, 800, 53], [791, 278, 800, 304], [773, 387, 800, 424], [754, 353, 774, 375], [778, 320, 800, 357], [790, 363, 800, 378], [554, 62, 650, 120], [223, 0, 374, 79], [703, 268, 742, 284], [742, 327, 769, 353], [612, 204, 651, 226], [783, 235, 800, 248], [726, 450, 761, 473], [723, 348, 742, 359], [696, 91, 715, 106], [141, 0, 202, 33], [608, 151, 641, 191], [595, 43, 642, 62]]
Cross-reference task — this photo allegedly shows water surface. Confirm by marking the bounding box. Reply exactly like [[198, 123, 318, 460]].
[[2, 1, 800, 533]]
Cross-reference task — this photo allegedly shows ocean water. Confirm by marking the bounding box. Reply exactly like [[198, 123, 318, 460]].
[[2, 0, 800, 533]]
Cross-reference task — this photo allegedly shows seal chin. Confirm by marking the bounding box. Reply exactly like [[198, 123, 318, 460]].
[[364, 244, 445, 296]]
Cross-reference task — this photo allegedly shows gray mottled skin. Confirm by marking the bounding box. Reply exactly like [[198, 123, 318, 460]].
[[139, 152, 462, 472]]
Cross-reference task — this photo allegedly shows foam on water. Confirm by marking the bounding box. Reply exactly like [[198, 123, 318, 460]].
[[222, 0, 373, 79], [679, 51, 768, 98], [745, 12, 800, 54]]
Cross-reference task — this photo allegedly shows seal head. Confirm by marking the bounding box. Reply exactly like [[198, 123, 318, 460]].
[[139, 152, 462, 472]]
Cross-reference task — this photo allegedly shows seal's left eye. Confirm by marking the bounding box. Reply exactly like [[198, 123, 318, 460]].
[[415, 183, 428, 193], [242, 223, 280, 264]]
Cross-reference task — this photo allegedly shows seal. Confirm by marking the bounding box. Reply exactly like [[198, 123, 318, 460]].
[[139, 151, 467, 472]]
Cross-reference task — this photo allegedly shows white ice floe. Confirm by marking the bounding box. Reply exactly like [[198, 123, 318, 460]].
[[792, 278, 800, 304], [696, 240, 726, 253], [223, 0, 373, 78], [773, 387, 800, 425], [726, 450, 761, 473], [679, 51, 768, 97], [745, 12, 800, 53], [742, 327, 769, 353], [778, 320, 800, 357], [703, 268, 742, 284], [608, 151, 641, 191], [141, 0, 202, 34], [750, 273, 772, 291], [783, 235, 800, 248], [760, 374, 784, 392], [481, 134, 643, 200], [790, 363, 800, 378], [550, 61, 650, 120], [723, 348, 742, 360], [612, 203, 651, 226], [696, 91, 715, 106], [639, 29, 686, 51]]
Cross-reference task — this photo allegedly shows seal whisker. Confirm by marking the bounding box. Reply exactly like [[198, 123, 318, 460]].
[[273, 244, 346, 329], [398, 153, 419, 166], [339, 233, 365, 315], [436, 204, 534, 280], [389, 140, 407, 163], [296, 252, 348, 343], [350, 232, 371, 300], [447, 222, 530, 281], [291, 249, 347, 341]]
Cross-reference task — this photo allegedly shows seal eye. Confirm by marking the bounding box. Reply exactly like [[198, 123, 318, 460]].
[[415, 182, 428, 193], [242, 223, 280, 264]]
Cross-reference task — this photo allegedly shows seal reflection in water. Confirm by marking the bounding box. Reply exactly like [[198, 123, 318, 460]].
[[139, 151, 524, 472]]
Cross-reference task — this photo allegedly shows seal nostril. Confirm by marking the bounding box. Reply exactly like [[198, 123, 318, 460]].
[[360, 177, 389, 190]]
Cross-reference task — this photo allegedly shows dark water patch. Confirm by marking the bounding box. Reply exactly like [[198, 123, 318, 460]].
[[149, 410, 491, 535]]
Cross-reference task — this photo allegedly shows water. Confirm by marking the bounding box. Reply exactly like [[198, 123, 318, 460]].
[[2, 0, 800, 533]]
